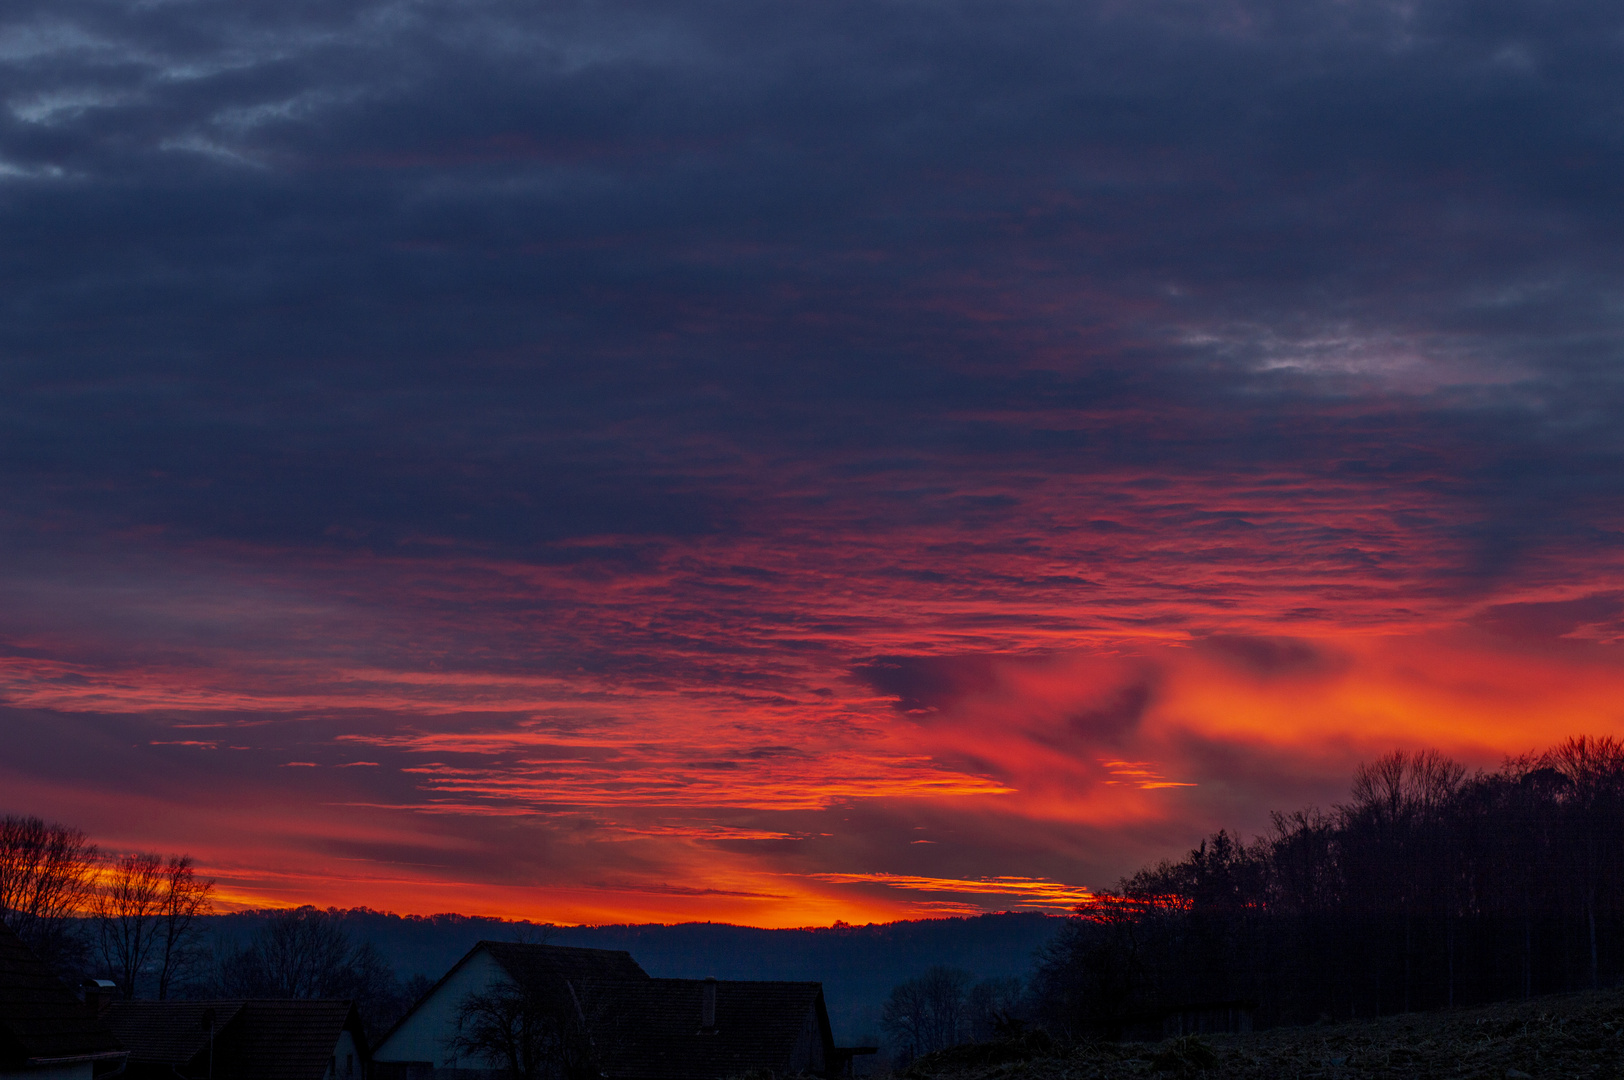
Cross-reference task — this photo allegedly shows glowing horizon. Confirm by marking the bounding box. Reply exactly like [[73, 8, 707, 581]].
[[7, 532, 1621, 926], [4, 0, 1624, 929]]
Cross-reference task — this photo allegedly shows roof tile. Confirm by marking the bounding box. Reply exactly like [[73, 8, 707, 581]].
[[106, 999, 362, 1080]]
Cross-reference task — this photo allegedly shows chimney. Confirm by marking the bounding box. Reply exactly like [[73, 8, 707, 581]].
[[82, 980, 116, 1018], [700, 977, 717, 1031]]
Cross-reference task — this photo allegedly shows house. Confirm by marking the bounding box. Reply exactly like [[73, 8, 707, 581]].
[[590, 977, 836, 1080], [373, 942, 869, 1080], [106, 999, 368, 1080], [372, 941, 647, 1078], [0, 924, 126, 1080]]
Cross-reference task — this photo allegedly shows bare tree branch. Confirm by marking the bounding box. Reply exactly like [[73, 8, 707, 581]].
[[156, 855, 214, 1000], [95, 852, 165, 998], [0, 815, 98, 971]]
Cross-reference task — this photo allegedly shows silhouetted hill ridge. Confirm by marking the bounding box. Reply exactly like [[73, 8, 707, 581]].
[[199, 910, 1063, 1041]]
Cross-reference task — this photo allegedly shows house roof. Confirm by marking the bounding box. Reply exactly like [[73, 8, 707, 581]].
[[592, 979, 829, 1080], [104, 1000, 247, 1065], [106, 999, 364, 1080], [377, 941, 649, 1051], [376, 944, 835, 1080], [0, 922, 126, 1067], [462, 946, 830, 1079], [216, 1000, 364, 1080], [479, 942, 649, 992]]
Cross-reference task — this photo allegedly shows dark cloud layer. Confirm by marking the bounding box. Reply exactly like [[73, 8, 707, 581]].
[[2, 0, 1623, 921], [1200, 634, 1340, 677], [3, 0, 1623, 533], [853, 656, 1005, 714]]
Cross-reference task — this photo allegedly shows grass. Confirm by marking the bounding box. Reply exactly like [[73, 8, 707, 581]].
[[899, 990, 1624, 1079]]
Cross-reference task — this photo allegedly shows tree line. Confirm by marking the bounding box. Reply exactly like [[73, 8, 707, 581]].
[[879, 967, 1024, 1064], [0, 815, 423, 1032], [0, 815, 212, 998], [1030, 737, 1624, 1036]]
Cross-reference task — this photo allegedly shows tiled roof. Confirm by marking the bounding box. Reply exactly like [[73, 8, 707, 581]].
[[380, 945, 833, 1080], [592, 980, 828, 1080], [0, 922, 126, 1066], [378, 941, 651, 1051], [106, 999, 362, 1080], [480, 942, 649, 992], [215, 1000, 361, 1080], [104, 1000, 247, 1065]]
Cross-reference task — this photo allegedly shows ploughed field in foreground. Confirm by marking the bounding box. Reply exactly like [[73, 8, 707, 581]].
[[904, 990, 1624, 1080]]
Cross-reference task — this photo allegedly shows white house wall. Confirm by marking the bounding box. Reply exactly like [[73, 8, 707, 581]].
[[328, 1028, 362, 1080], [374, 949, 506, 1069]]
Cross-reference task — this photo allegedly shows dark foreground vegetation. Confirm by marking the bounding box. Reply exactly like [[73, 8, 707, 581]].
[[1029, 737, 1624, 1036], [902, 988, 1624, 1079]]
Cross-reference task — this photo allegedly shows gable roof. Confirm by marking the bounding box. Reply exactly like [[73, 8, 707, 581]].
[[374, 945, 837, 1080], [106, 999, 365, 1080], [479, 942, 649, 991], [592, 979, 831, 1080], [216, 1000, 365, 1080], [0, 922, 126, 1067], [376, 941, 649, 1051]]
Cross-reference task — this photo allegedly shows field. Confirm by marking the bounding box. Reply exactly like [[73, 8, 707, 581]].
[[904, 991, 1624, 1079]]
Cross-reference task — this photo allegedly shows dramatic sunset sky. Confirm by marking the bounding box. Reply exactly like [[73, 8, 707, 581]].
[[2, 0, 1623, 927]]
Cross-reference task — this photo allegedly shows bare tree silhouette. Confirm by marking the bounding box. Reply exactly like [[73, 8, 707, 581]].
[[449, 974, 596, 1080], [0, 815, 98, 972], [94, 852, 165, 998]]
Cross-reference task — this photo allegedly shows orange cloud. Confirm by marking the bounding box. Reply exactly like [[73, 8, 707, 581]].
[[3, 464, 1623, 927]]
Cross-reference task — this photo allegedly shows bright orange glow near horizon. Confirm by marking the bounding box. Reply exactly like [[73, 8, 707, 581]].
[[6, 3, 1624, 932], [5, 466, 1623, 927]]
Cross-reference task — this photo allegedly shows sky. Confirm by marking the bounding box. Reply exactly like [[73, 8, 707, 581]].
[[3, 0, 1624, 928]]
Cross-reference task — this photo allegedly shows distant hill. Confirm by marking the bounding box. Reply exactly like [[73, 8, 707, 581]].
[[199, 910, 1064, 1042]]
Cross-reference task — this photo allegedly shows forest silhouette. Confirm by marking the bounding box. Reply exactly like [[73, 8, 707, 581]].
[[1032, 737, 1624, 1035]]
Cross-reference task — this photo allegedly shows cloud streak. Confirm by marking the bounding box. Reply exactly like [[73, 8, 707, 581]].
[[0, 0, 1623, 924]]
